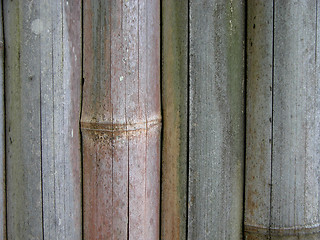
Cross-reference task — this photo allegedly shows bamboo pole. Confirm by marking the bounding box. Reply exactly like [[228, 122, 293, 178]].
[[161, 1, 188, 239], [245, 1, 273, 239], [81, 0, 160, 239], [188, 0, 245, 239], [245, 1, 320, 239], [4, 1, 82, 239], [0, 0, 5, 238]]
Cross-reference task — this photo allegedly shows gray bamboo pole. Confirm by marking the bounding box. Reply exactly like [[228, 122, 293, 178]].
[[161, 1, 188, 239], [188, 0, 245, 239], [81, 0, 160, 239], [4, 1, 82, 239], [245, 1, 320, 239], [0, 0, 5, 238]]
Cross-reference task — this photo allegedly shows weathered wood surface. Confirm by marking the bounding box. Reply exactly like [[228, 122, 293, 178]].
[[82, 0, 160, 239], [0, 0, 5, 239], [245, 1, 320, 239], [161, 0, 188, 239], [4, 1, 82, 239], [188, 0, 245, 239]]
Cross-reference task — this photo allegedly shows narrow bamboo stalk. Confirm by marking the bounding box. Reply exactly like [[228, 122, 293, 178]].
[[4, 1, 82, 239], [161, 1, 188, 239], [188, 0, 245, 239], [82, 0, 160, 239], [0, 0, 5, 238], [245, 1, 320, 239]]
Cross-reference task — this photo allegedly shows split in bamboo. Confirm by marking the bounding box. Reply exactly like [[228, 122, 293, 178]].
[[0, 0, 5, 238]]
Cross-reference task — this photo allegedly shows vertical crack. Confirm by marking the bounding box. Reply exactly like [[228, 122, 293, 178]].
[[80, 0, 84, 239], [269, 0, 275, 238], [316, 0, 318, 63], [111, 0, 114, 238], [242, 0, 248, 238], [40, 1, 44, 238], [186, 0, 190, 239], [159, 0, 163, 239], [1, 0, 7, 238]]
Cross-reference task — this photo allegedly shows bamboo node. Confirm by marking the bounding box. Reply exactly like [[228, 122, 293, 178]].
[[80, 118, 161, 133], [244, 223, 320, 236]]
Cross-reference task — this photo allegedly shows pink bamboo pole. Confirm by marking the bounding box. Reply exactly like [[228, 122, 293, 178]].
[[81, 1, 160, 239]]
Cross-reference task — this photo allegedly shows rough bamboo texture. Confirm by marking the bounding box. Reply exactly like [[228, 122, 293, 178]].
[[81, 0, 160, 239], [188, 0, 245, 239], [161, 1, 188, 239], [4, 1, 82, 239], [245, 1, 320, 239], [0, 0, 5, 238]]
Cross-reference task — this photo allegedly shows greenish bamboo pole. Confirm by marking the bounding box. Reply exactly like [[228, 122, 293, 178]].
[[161, 1, 188, 239], [188, 0, 245, 239]]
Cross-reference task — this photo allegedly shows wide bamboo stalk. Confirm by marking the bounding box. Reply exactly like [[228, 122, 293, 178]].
[[188, 0, 245, 239], [245, 1, 320, 239], [161, 1, 188, 239], [0, 0, 5, 238], [4, 1, 82, 239], [81, 1, 160, 239]]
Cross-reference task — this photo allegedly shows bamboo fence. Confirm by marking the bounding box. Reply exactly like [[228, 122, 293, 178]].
[[0, 1, 319, 240]]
